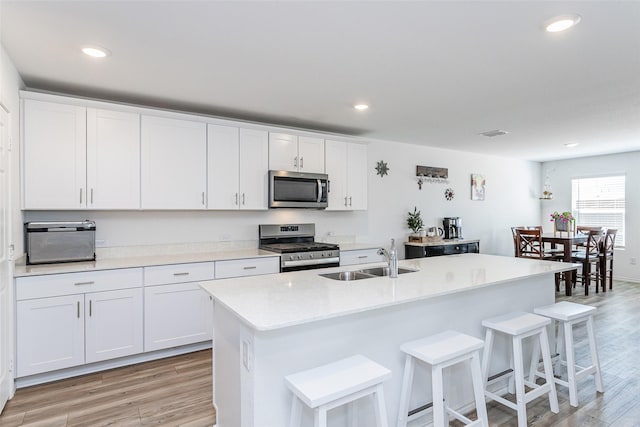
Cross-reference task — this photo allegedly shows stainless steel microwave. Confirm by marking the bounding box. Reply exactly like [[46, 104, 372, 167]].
[[269, 170, 328, 209]]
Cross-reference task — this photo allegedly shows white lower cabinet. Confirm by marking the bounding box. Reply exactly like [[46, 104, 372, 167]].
[[16, 294, 85, 377], [15, 269, 143, 378], [143, 262, 215, 352], [340, 248, 385, 266], [85, 288, 143, 364], [215, 257, 280, 279], [144, 282, 212, 352]]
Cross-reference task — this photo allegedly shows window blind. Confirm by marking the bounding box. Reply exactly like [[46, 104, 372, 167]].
[[571, 175, 625, 246]]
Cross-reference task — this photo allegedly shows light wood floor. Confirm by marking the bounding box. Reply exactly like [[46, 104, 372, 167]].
[[1, 280, 638, 426]]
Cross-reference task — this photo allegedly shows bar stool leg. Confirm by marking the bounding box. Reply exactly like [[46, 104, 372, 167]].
[[563, 321, 578, 407], [539, 328, 559, 413], [556, 322, 565, 375], [470, 351, 489, 427], [432, 363, 446, 427], [396, 354, 415, 427], [373, 384, 389, 427], [314, 406, 327, 427], [290, 395, 302, 427], [528, 335, 541, 383], [587, 316, 604, 393], [481, 329, 494, 390], [512, 335, 528, 427]]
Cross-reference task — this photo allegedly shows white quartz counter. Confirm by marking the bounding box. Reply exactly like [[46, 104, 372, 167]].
[[13, 248, 279, 277], [404, 238, 480, 247], [200, 253, 577, 332]]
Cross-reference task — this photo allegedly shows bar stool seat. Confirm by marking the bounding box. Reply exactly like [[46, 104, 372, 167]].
[[481, 312, 559, 427], [533, 301, 603, 407], [397, 330, 488, 427], [285, 354, 391, 427]]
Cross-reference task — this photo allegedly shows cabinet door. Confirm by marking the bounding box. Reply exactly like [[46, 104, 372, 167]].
[[207, 124, 240, 209], [22, 99, 86, 209], [87, 108, 140, 209], [347, 143, 368, 210], [325, 140, 348, 211], [16, 295, 84, 377], [340, 249, 385, 266], [144, 282, 213, 352], [239, 129, 269, 210], [268, 132, 298, 171], [85, 288, 143, 364], [297, 136, 325, 173], [141, 115, 207, 209]]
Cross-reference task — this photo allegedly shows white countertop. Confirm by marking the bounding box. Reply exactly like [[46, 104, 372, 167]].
[[405, 238, 480, 247], [13, 249, 279, 277], [200, 253, 578, 332]]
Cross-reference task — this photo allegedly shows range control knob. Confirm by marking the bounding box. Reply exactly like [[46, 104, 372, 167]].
[[309, 253, 314, 258]]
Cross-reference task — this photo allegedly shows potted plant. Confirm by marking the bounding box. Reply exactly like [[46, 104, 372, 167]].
[[550, 211, 575, 233], [407, 206, 425, 237]]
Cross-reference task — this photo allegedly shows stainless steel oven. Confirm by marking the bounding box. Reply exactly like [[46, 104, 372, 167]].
[[269, 170, 328, 209]]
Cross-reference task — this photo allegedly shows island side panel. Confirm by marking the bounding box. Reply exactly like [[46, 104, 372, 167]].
[[213, 273, 555, 427]]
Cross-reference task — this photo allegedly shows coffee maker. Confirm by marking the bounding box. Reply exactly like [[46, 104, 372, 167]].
[[443, 217, 463, 239]]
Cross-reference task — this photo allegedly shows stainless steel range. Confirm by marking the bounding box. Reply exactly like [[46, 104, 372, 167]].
[[259, 223, 340, 272]]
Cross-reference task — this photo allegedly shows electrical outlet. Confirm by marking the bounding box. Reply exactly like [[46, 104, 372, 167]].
[[221, 233, 231, 241], [630, 257, 637, 265], [95, 239, 106, 247]]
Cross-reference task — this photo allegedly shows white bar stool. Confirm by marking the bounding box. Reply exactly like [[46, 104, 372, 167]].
[[396, 330, 488, 427], [532, 301, 603, 407], [285, 354, 391, 427], [481, 312, 559, 427]]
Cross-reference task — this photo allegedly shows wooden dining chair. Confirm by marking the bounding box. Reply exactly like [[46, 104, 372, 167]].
[[571, 229, 603, 295], [515, 228, 562, 290], [600, 228, 617, 291], [511, 226, 540, 256]]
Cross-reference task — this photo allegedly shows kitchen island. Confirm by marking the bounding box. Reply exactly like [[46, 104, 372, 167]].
[[200, 253, 576, 427]]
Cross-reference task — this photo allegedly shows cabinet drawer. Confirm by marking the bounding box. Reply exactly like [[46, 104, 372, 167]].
[[215, 257, 279, 279], [16, 268, 143, 301], [340, 249, 384, 266], [144, 262, 215, 286]]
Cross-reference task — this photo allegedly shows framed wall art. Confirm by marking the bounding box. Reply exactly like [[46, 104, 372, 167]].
[[471, 173, 485, 201]]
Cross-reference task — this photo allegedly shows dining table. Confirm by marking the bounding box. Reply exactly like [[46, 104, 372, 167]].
[[542, 233, 588, 296]]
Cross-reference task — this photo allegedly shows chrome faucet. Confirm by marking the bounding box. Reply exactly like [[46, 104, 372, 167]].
[[378, 239, 398, 278]]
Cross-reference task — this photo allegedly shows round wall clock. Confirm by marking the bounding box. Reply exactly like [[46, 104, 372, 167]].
[[445, 188, 455, 201]]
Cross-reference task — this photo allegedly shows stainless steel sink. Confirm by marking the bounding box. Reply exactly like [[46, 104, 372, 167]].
[[320, 267, 418, 281], [319, 271, 375, 281], [358, 266, 418, 276]]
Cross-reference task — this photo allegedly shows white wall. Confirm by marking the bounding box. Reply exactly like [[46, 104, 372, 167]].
[[24, 139, 541, 259], [542, 152, 640, 282]]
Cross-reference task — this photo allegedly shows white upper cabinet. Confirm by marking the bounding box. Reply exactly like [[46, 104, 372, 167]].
[[87, 108, 140, 209], [269, 132, 325, 173], [208, 125, 268, 210], [141, 115, 207, 209], [325, 140, 368, 211], [22, 99, 87, 209]]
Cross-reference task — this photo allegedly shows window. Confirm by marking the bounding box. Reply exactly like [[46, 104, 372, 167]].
[[571, 175, 625, 247]]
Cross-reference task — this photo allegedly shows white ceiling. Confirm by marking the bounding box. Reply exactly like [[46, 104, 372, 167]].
[[2, 1, 639, 162]]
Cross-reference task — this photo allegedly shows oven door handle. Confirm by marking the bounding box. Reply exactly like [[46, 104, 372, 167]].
[[283, 257, 340, 268]]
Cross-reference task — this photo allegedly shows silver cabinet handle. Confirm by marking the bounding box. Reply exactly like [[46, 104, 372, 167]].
[[235, 193, 239, 205], [358, 255, 368, 259], [242, 193, 245, 205], [344, 196, 348, 207], [89, 300, 92, 317], [90, 188, 94, 205], [328, 180, 331, 193], [300, 157, 304, 169], [77, 301, 80, 318], [349, 196, 353, 207], [74, 281, 94, 286], [173, 272, 190, 276], [294, 156, 298, 168], [243, 266, 257, 270], [202, 192, 205, 205], [80, 188, 83, 204]]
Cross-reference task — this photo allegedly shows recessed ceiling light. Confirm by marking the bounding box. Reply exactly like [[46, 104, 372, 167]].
[[82, 46, 111, 58], [479, 129, 509, 138], [354, 104, 369, 111], [565, 142, 579, 148], [544, 14, 581, 33]]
